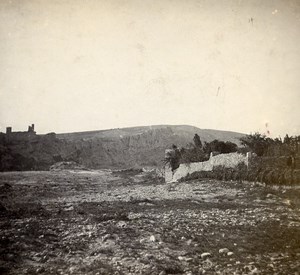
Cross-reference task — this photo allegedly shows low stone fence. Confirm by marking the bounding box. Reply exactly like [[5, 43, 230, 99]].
[[165, 152, 249, 183]]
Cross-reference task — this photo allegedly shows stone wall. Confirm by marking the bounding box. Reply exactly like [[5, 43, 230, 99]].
[[165, 152, 249, 183]]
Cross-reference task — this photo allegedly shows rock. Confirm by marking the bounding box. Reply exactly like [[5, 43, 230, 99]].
[[266, 193, 277, 199], [139, 238, 145, 244], [112, 257, 119, 262], [117, 221, 127, 228], [150, 235, 156, 242], [178, 256, 193, 262], [186, 257, 193, 262], [219, 248, 229, 254], [36, 267, 46, 273], [143, 253, 153, 260], [102, 234, 112, 242], [227, 252, 234, 256], [68, 267, 76, 274], [65, 205, 74, 211], [243, 265, 258, 274], [186, 239, 192, 245], [202, 259, 213, 270], [201, 252, 211, 259], [283, 199, 291, 206]]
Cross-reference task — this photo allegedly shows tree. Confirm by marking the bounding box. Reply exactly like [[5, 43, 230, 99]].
[[193, 134, 202, 148], [224, 141, 238, 153], [284, 134, 291, 144], [239, 133, 268, 156], [203, 139, 238, 154], [165, 144, 181, 171]]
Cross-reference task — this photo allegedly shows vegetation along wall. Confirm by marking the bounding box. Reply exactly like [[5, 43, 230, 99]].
[[165, 152, 249, 183]]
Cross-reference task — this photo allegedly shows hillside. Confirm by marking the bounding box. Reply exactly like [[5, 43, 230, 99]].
[[56, 125, 244, 169], [0, 125, 245, 171]]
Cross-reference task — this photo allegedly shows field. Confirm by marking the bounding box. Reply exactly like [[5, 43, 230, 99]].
[[0, 169, 299, 274]]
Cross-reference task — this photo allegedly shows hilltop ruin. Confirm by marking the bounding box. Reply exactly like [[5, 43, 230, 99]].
[[3, 124, 37, 141]]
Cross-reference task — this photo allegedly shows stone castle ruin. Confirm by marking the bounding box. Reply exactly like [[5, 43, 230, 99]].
[[4, 124, 37, 141]]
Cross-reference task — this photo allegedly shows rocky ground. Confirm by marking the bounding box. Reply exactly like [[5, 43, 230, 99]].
[[0, 169, 299, 274]]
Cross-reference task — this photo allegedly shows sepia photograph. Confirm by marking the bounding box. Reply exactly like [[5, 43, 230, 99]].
[[0, 0, 299, 274]]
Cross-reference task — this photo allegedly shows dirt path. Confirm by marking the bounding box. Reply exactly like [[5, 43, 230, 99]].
[[0, 170, 299, 274]]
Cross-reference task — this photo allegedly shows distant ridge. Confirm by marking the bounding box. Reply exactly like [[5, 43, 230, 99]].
[[57, 125, 245, 144], [0, 125, 245, 171]]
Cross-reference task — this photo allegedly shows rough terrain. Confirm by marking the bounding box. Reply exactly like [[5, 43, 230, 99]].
[[0, 169, 299, 274]]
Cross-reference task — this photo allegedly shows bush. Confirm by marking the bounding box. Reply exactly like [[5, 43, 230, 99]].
[[203, 140, 238, 154]]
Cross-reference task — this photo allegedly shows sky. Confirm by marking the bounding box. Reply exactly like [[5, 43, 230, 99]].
[[0, 0, 299, 137]]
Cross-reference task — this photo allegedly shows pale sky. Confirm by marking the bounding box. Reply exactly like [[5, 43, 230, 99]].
[[0, 0, 299, 137]]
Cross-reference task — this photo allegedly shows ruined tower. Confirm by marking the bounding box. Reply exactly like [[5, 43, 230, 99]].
[[6, 127, 12, 134], [28, 124, 35, 133]]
